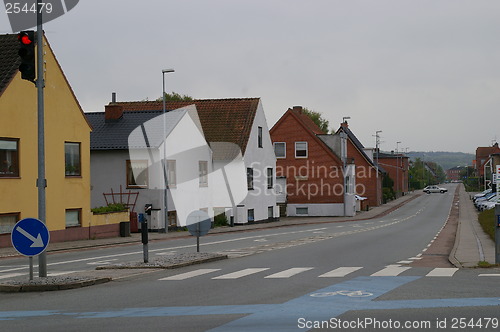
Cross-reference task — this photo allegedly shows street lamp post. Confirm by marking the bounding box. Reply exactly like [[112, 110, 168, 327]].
[[375, 131, 382, 205], [162, 69, 174, 233], [396, 141, 401, 197]]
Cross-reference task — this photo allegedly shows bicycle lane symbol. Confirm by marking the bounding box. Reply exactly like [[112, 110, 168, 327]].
[[310, 290, 373, 298]]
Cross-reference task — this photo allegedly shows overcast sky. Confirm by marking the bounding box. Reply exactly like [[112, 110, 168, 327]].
[[2, 0, 500, 153]]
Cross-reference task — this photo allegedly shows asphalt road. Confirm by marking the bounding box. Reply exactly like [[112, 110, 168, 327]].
[[1, 184, 500, 331]]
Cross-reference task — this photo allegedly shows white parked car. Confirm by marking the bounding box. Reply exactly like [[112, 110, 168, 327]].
[[476, 194, 498, 211], [478, 200, 497, 211], [473, 189, 492, 202], [423, 185, 447, 194]]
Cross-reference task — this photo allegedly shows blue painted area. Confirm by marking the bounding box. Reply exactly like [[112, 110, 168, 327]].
[[1, 276, 499, 330]]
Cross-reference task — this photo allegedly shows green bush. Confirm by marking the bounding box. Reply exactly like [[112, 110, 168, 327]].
[[478, 208, 495, 241], [91, 203, 128, 214], [214, 213, 228, 227]]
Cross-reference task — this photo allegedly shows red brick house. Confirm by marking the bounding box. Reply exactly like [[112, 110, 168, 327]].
[[270, 107, 356, 217], [335, 122, 383, 207], [475, 143, 500, 178], [377, 152, 409, 197]]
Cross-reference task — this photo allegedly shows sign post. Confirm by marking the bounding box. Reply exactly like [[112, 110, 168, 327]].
[[11, 218, 50, 280], [495, 205, 500, 264], [186, 211, 212, 252]]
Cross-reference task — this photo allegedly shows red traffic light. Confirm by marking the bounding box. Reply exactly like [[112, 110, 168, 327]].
[[18, 32, 33, 45]]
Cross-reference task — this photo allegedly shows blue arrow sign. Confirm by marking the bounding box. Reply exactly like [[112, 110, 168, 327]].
[[11, 218, 50, 257]]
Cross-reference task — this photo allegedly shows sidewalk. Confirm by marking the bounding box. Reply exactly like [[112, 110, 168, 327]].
[[449, 184, 496, 267]]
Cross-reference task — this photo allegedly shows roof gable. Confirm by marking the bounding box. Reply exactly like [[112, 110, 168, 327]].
[[271, 108, 342, 164], [335, 125, 377, 168], [116, 98, 260, 155]]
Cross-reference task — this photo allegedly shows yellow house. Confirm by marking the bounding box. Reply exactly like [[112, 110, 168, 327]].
[[0, 33, 97, 247]]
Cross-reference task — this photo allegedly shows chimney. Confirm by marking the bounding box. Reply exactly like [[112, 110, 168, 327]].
[[341, 121, 349, 128], [292, 106, 303, 113], [105, 92, 123, 122]]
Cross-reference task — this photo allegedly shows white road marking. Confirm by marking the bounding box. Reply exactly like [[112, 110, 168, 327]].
[[371, 266, 411, 276], [264, 268, 313, 279], [0, 273, 24, 279], [319, 267, 362, 278], [426, 268, 458, 277], [160, 269, 221, 281], [0, 227, 329, 273], [212, 268, 269, 280]]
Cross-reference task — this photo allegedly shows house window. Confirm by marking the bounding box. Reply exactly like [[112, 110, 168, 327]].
[[65, 209, 81, 228], [274, 142, 286, 159], [167, 160, 176, 188], [267, 168, 273, 189], [248, 209, 255, 222], [296, 207, 308, 215], [0, 138, 19, 177], [0, 212, 19, 234], [258, 126, 263, 148], [247, 167, 254, 190], [268, 206, 274, 219], [65, 142, 81, 176], [199, 161, 208, 187], [168, 211, 177, 227], [295, 142, 308, 158], [126, 160, 148, 188]]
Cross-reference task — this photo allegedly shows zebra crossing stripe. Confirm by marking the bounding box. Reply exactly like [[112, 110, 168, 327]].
[[159, 269, 221, 281], [371, 266, 411, 277], [264, 268, 314, 279], [425, 268, 458, 277], [212, 268, 269, 280], [156, 266, 469, 281], [318, 267, 363, 278], [0, 273, 24, 280]]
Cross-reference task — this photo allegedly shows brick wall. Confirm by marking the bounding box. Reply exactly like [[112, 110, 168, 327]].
[[271, 111, 344, 205]]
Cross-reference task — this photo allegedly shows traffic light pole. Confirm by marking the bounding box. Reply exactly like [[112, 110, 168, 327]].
[[36, 3, 47, 278]]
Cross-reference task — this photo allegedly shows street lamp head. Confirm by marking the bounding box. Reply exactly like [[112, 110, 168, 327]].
[[342, 116, 351, 123], [162, 69, 175, 74]]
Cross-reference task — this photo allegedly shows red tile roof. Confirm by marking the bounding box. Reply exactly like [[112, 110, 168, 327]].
[[117, 98, 260, 155]]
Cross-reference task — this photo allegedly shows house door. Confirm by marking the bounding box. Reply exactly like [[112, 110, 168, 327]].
[[276, 177, 287, 217]]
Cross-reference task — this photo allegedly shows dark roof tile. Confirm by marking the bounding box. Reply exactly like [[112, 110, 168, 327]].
[[0, 34, 21, 96]]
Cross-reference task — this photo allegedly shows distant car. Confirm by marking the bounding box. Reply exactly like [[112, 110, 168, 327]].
[[423, 185, 447, 194]]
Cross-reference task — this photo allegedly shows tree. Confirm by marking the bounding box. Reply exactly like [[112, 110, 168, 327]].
[[156, 92, 193, 102], [301, 107, 330, 133]]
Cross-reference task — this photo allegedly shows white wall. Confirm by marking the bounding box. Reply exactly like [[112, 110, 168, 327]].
[[240, 100, 278, 223], [287, 203, 344, 217]]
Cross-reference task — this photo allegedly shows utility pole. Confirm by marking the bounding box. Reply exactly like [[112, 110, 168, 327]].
[[36, 3, 47, 277]]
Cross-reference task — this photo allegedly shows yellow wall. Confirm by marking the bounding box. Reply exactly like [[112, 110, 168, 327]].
[[0, 35, 92, 232]]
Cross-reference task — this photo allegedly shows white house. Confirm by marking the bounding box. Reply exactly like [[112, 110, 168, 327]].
[[87, 102, 213, 230], [116, 98, 278, 224]]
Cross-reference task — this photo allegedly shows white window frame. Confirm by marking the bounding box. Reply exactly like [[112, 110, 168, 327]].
[[167, 160, 176, 188], [199, 161, 208, 187], [295, 142, 308, 158]]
